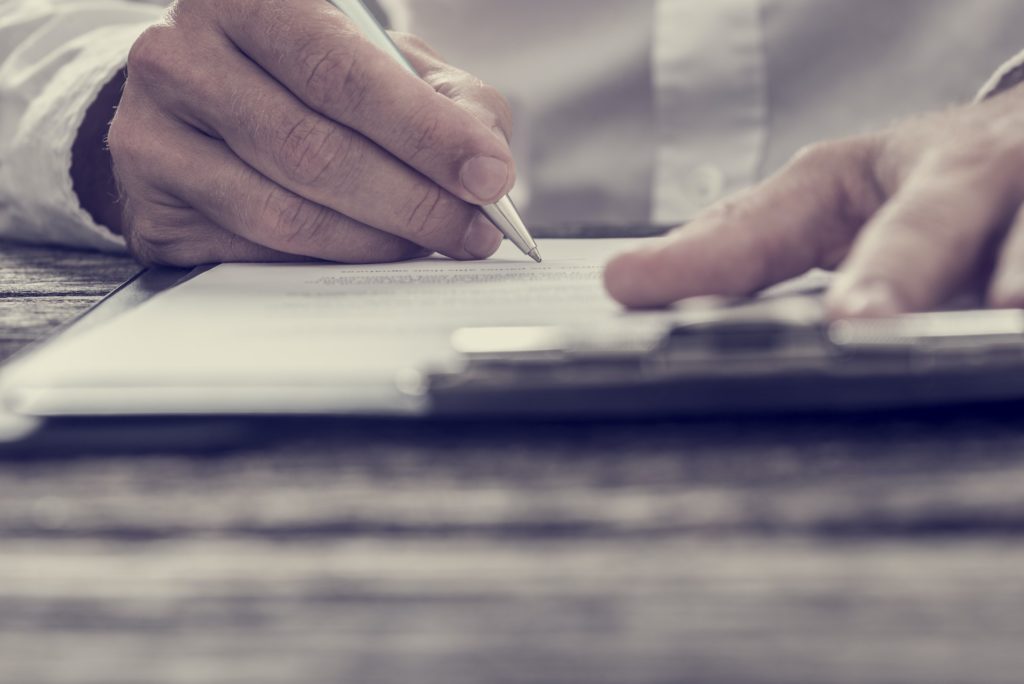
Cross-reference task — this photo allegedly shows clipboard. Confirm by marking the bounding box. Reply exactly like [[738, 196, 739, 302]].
[[4, 261, 1024, 423], [0, 265, 268, 452]]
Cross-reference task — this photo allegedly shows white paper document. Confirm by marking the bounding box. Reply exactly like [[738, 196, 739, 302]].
[[3, 239, 690, 416]]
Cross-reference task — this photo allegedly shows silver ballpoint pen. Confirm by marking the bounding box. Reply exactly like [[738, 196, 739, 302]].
[[326, 0, 542, 263]]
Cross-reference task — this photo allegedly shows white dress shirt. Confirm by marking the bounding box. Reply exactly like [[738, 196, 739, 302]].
[[2, 0, 1024, 251]]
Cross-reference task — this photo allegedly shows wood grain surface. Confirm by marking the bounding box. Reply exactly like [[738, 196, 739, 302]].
[[2, 241, 1024, 684], [0, 243, 137, 362]]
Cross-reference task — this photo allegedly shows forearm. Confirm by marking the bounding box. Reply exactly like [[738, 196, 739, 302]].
[[0, 1, 162, 250]]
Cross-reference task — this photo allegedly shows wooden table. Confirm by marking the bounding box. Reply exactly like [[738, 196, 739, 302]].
[[2, 242, 1024, 684]]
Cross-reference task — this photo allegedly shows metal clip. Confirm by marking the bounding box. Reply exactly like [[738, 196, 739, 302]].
[[828, 309, 1024, 353]]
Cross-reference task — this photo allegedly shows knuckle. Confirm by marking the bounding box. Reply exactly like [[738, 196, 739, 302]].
[[790, 140, 849, 170], [121, 217, 158, 266], [446, 81, 514, 138], [400, 185, 461, 246], [929, 132, 1022, 178], [427, 70, 513, 134], [123, 211, 205, 267], [123, 217, 173, 266], [126, 24, 177, 84], [468, 83, 512, 123], [910, 128, 1024, 207], [790, 136, 880, 180], [244, 0, 288, 31], [390, 31, 433, 56], [375, 239, 430, 263], [276, 115, 356, 187], [168, 0, 203, 16], [105, 114, 131, 162], [106, 108, 149, 171], [262, 187, 334, 250], [153, 245, 205, 268], [300, 36, 367, 116], [480, 85, 514, 132], [401, 107, 447, 164], [785, 137, 881, 227], [345, 232, 428, 264], [108, 118, 168, 197]]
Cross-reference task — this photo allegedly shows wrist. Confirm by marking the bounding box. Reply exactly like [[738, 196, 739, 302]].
[[71, 69, 127, 235]]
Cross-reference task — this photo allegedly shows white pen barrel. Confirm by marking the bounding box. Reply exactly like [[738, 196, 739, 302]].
[[323, 0, 539, 260]]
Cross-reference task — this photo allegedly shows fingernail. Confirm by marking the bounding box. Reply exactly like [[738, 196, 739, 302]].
[[463, 213, 503, 259], [831, 282, 903, 318], [460, 155, 510, 203]]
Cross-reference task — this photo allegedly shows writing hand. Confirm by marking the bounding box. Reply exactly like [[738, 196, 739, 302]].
[[91, 0, 515, 266]]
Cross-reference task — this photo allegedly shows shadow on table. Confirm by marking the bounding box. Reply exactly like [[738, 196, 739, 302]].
[[3, 401, 1024, 541], [4, 398, 1024, 460]]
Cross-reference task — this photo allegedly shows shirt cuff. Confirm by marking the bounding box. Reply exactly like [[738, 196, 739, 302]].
[[977, 48, 1024, 102], [2, 21, 153, 253]]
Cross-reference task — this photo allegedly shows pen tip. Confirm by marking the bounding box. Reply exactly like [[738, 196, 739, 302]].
[[528, 248, 542, 264]]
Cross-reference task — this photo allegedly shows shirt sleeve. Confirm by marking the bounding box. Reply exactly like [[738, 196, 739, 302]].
[[977, 48, 1024, 101], [0, 1, 164, 252]]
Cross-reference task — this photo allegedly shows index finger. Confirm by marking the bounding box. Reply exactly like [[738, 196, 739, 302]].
[[603, 140, 884, 308], [213, 0, 516, 206], [395, 32, 515, 141]]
